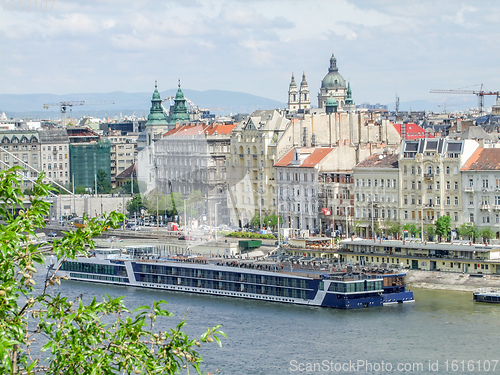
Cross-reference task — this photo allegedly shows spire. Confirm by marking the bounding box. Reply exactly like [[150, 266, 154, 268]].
[[170, 79, 190, 124], [289, 73, 297, 88], [145, 81, 168, 126], [300, 71, 308, 87], [345, 81, 354, 105], [329, 52, 338, 72]]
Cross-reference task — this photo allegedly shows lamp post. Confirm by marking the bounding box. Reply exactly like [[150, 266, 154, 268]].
[[253, 190, 263, 232], [215, 202, 220, 242]]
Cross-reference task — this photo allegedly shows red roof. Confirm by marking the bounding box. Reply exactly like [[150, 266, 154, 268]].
[[461, 148, 500, 171], [164, 123, 236, 137], [393, 123, 434, 139], [275, 147, 334, 168]]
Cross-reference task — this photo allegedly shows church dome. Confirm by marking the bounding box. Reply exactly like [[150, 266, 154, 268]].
[[321, 71, 346, 89], [321, 52, 346, 89], [325, 95, 337, 107]]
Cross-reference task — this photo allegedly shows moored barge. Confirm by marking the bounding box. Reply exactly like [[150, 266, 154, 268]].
[[52, 249, 414, 309]]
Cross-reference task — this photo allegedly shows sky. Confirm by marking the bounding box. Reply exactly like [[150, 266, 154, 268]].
[[2, 0, 500, 108]]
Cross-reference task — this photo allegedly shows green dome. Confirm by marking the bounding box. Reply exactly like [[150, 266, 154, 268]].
[[321, 52, 346, 89], [321, 72, 346, 89], [145, 81, 168, 126], [175, 86, 185, 100], [325, 95, 337, 107], [169, 80, 190, 124]]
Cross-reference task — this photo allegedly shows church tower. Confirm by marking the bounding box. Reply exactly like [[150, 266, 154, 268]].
[[287, 73, 299, 111], [169, 80, 190, 126], [318, 52, 348, 109], [299, 72, 310, 110]]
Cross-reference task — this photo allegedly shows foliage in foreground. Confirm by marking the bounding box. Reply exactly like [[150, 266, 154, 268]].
[[0, 167, 225, 374]]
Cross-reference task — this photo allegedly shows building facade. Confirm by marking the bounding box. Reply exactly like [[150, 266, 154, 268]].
[[227, 110, 290, 228], [275, 147, 334, 233], [461, 148, 500, 237], [38, 128, 70, 187], [399, 138, 479, 232], [352, 154, 399, 238], [0, 130, 40, 189]]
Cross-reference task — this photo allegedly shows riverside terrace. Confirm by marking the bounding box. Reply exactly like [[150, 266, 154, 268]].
[[339, 239, 500, 275]]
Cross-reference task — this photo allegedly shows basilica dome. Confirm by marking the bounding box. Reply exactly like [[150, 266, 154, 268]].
[[321, 52, 346, 89]]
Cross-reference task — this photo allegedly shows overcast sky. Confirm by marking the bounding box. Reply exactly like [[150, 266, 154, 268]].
[[2, 0, 499, 107]]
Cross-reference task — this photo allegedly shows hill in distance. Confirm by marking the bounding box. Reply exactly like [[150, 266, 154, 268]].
[[0, 89, 286, 120]]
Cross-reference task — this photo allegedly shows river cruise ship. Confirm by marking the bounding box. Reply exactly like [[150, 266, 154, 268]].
[[52, 248, 414, 309]]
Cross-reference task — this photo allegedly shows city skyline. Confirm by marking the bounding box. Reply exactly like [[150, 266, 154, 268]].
[[2, 1, 500, 109]]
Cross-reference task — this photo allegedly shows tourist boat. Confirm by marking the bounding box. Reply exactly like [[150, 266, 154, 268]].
[[51, 248, 414, 309], [473, 288, 500, 303]]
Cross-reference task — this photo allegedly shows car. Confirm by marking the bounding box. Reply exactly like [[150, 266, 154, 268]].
[[178, 235, 194, 241], [48, 232, 57, 238]]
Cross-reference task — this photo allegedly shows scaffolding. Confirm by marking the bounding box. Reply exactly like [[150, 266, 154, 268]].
[[70, 139, 111, 190]]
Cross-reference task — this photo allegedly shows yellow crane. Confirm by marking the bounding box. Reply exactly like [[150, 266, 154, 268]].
[[43, 100, 115, 126]]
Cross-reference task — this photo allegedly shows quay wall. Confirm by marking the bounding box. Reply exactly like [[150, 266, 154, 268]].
[[406, 270, 500, 291]]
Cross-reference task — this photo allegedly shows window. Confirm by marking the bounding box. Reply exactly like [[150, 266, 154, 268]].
[[436, 167, 440, 175], [436, 181, 440, 189], [446, 196, 450, 205], [411, 181, 415, 189], [368, 179, 371, 187], [469, 213, 474, 223], [356, 179, 359, 187], [446, 181, 450, 190], [417, 181, 421, 189], [454, 197, 458, 205], [483, 179, 489, 188], [404, 211, 408, 219], [454, 182, 458, 190], [403, 166, 407, 175], [437, 197, 441, 205], [446, 166, 450, 175], [411, 166, 415, 175]]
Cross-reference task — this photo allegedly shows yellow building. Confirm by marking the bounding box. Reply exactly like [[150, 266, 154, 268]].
[[340, 238, 500, 275]]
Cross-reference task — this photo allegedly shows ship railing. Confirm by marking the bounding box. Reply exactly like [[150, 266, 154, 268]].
[[474, 287, 499, 294], [329, 274, 383, 281]]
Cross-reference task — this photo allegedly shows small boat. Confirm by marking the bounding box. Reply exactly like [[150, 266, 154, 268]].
[[473, 288, 500, 303]]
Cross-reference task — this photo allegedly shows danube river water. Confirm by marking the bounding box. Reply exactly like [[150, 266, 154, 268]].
[[47, 278, 500, 375]]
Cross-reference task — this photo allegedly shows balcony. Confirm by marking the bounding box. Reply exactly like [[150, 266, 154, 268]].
[[423, 203, 435, 208], [464, 187, 474, 193], [239, 154, 244, 158], [480, 204, 491, 211], [423, 173, 434, 180], [493, 205, 500, 211]]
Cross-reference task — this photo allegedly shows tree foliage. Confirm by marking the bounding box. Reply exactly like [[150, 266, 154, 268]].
[[0, 167, 225, 374], [250, 212, 261, 228], [403, 223, 420, 237], [120, 180, 147, 195], [263, 214, 282, 229], [96, 169, 111, 194], [126, 194, 144, 216], [457, 223, 478, 242], [435, 215, 451, 241], [385, 221, 401, 239], [479, 227, 495, 243]]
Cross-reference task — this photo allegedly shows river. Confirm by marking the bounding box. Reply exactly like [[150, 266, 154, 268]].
[[48, 277, 499, 374]]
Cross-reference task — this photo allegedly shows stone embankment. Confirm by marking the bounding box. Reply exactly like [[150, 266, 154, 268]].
[[407, 270, 500, 291]]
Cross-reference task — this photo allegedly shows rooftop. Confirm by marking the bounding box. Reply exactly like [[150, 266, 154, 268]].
[[354, 153, 398, 169], [461, 148, 500, 171]]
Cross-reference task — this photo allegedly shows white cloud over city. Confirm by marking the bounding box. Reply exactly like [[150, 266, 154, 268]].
[[1, 0, 499, 106]]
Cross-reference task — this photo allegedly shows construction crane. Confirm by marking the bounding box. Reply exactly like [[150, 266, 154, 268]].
[[430, 84, 499, 116], [43, 100, 115, 126]]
